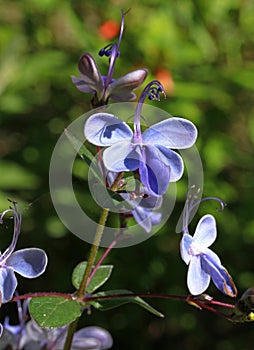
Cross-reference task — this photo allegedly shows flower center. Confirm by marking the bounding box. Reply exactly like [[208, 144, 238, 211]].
[[188, 244, 202, 256]]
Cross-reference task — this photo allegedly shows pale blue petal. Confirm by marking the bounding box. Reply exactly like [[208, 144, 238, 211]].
[[84, 113, 133, 146], [180, 234, 193, 265], [0, 267, 17, 303], [187, 256, 210, 295], [132, 207, 161, 233], [73, 326, 113, 349], [139, 145, 170, 196], [103, 142, 140, 172], [193, 215, 217, 248], [6, 248, 48, 278], [201, 249, 237, 297], [142, 117, 198, 149], [156, 146, 184, 182], [150, 212, 162, 226]]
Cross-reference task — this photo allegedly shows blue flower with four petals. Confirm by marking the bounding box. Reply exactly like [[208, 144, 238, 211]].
[[84, 81, 197, 196]]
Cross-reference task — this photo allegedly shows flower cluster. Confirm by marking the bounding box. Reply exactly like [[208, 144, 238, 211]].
[[73, 11, 238, 300]]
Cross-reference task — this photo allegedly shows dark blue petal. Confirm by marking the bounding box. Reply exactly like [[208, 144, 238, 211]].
[[84, 113, 133, 146], [201, 249, 237, 297], [6, 248, 48, 278], [142, 117, 197, 149], [0, 267, 17, 303], [139, 145, 170, 196]]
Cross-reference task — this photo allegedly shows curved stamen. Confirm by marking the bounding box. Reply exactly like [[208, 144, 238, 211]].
[[182, 186, 226, 234], [133, 80, 166, 142], [1, 200, 22, 261]]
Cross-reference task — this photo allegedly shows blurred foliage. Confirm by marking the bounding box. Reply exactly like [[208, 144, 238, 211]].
[[0, 0, 254, 349]]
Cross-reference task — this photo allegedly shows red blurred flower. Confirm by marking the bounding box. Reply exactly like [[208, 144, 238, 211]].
[[99, 20, 120, 40], [155, 68, 174, 94]]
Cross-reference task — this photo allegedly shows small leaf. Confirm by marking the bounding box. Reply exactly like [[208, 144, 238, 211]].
[[29, 296, 81, 328], [93, 290, 164, 318], [72, 262, 113, 293], [64, 129, 94, 167]]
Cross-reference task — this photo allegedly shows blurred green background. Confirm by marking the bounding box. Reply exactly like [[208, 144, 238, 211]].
[[0, 0, 254, 349]]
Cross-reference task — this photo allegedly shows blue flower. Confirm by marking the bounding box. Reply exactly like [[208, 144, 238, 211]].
[[71, 12, 148, 106], [120, 191, 162, 233], [180, 214, 237, 297], [0, 202, 48, 303], [84, 81, 197, 196]]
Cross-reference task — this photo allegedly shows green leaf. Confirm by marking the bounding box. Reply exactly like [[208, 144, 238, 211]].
[[64, 129, 94, 167], [72, 262, 113, 293], [29, 296, 81, 328], [93, 290, 164, 318]]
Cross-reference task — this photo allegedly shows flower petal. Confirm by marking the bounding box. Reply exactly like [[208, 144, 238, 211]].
[[71, 76, 95, 93], [84, 113, 133, 146], [156, 146, 184, 182], [180, 234, 193, 265], [201, 249, 237, 297], [132, 207, 161, 233], [142, 117, 198, 149], [108, 69, 148, 101], [72, 326, 113, 349], [103, 141, 140, 172], [187, 256, 210, 295], [6, 248, 48, 278], [138, 194, 163, 210], [139, 145, 170, 196], [78, 53, 104, 96], [193, 215, 217, 248], [0, 267, 17, 303]]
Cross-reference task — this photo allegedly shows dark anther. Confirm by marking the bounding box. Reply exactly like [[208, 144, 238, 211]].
[[98, 44, 120, 58]]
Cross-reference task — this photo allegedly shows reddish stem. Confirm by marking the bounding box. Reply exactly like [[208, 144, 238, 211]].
[[12, 292, 74, 302]]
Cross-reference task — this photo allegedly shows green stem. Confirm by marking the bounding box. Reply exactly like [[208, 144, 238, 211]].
[[76, 172, 123, 297], [63, 172, 123, 350], [63, 318, 79, 350], [76, 207, 109, 299]]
